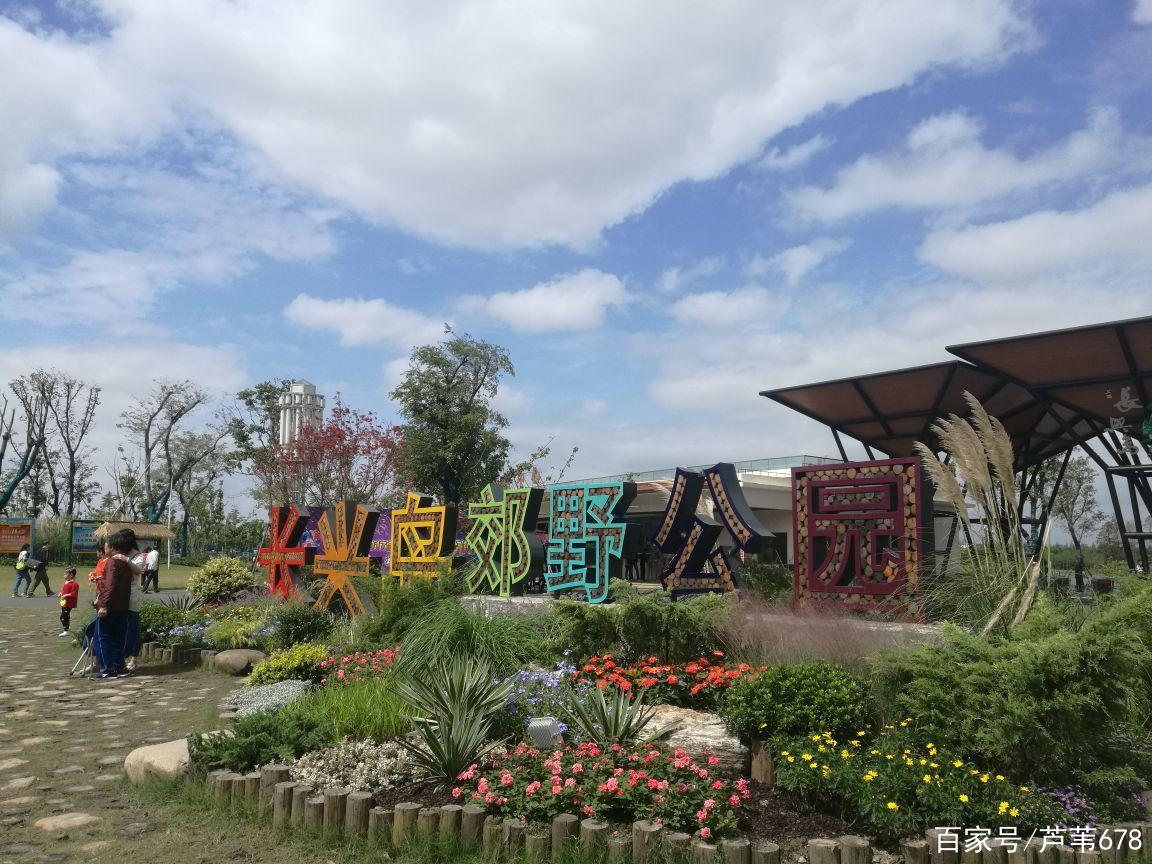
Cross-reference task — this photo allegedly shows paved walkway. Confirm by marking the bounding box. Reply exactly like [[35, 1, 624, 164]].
[[0, 606, 236, 863]]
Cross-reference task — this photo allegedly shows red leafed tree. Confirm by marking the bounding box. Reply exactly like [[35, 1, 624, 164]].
[[253, 395, 406, 508]]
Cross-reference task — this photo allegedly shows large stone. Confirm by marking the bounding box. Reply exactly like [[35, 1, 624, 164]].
[[213, 649, 267, 675], [648, 705, 749, 775], [34, 812, 102, 832], [123, 738, 190, 783]]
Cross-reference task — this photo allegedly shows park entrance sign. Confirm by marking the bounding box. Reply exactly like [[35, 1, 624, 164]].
[[792, 457, 925, 616], [313, 500, 378, 617], [463, 484, 544, 597], [258, 505, 315, 602]]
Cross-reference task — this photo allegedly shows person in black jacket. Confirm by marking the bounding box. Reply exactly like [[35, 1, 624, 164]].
[[91, 529, 137, 680], [30, 541, 52, 596]]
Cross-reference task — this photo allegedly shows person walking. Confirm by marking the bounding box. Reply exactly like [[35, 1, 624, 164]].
[[141, 544, 160, 593], [58, 566, 79, 636], [30, 541, 52, 596], [91, 529, 137, 680], [11, 543, 31, 597]]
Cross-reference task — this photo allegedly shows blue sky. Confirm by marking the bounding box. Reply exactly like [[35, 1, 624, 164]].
[[1, 0, 1151, 512]]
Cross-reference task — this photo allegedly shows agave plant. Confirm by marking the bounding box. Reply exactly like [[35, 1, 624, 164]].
[[561, 684, 678, 747], [394, 656, 511, 786], [162, 593, 202, 614]]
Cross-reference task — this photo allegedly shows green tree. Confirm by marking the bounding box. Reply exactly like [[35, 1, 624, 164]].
[[228, 379, 289, 466], [1033, 454, 1105, 555], [390, 330, 517, 505]]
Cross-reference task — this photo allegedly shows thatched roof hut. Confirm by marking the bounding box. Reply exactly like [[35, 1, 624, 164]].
[[93, 521, 175, 542]]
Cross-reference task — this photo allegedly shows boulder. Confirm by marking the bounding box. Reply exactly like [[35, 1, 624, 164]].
[[123, 739, 190, 784], [34, 812, 102, 832], [213, 649, 267, 675], [648, 705, 749, 775]]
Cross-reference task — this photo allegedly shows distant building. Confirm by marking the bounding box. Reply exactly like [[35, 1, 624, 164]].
[[277, 380, 325, 445]]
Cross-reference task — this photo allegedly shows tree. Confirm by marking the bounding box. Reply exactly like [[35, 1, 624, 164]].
[[390, 330, 518, 505], [43, 371, 101, 515], [169, 429, 238, 555], [119, 380, 209, 521], [1032, 454, 1106, 556], [228, 379, 289, 467], [253, 395, 405, 508], [1, 374, 52, 513]]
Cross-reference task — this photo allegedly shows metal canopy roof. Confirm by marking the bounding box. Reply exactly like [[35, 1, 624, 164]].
[[759, 316, 1152, 469], [947, 315, 1152, 434], [761, 360, 1093, 469]]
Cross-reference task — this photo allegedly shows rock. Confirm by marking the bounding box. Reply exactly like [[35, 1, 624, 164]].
[[0, 843, 38, 854], [119, 822, 154, 837], [123, 738, 190, 783], [648, 705, 749, 775], [0, 757, 28, 771], [33, 812, 102, 832], [4, 776, 36, 790], [213, 649, 268, 675]]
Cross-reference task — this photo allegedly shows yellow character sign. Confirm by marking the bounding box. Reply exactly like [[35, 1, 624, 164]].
[[313, 500, 378, 617], [389, 492, 458, 585]]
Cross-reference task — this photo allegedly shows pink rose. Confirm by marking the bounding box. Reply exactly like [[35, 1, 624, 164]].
[[451, 787, 462, 799], [700, 828, 712, 841], [728, 795, 741, 807]]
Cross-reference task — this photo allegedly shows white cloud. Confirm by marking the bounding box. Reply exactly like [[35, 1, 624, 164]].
[[655, 257, 724, 294], [757, 134, 832, 171], [920, 182, 1152, 282], [790, 108, 1143, 220], [669, 286, 785, 329], [468, 269, 629, 332], [581, 398, 608, 417], [747, 238, 850, 286], [1136, 0, 1152, 23], [492, 384, 531, 417], [284, 293, 446, 349], [19, 0, 1029, 249]]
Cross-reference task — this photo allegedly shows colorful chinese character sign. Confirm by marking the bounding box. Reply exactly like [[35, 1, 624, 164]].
[[651, 463, 772, 597], [312, 500, 379, 617], [545, 482, 636, 604], [792, 458, 924, 617], [368, 511, 393, 571], [259, 505, 316, 602], [389, 492, 458, 585], [464, 484, 544, 596]]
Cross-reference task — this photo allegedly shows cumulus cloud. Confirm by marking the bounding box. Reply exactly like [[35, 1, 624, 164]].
[[1136, 0, 1152, 23], [757, 134, 832, 172], [669, 286, 785, 330], [467, 269, 629, 332], [655, 257, 724, 294], [747, 238, 850, 286], [284, 293, 446, 349], [790, 108, 1144, 220], [920, 182, 1152, 282], [0, 0, 1030, 249]]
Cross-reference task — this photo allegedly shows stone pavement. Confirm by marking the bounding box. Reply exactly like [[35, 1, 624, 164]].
[[0, 607, 237, 863]]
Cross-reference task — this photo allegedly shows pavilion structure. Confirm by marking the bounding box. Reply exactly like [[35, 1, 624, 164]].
[[762, 315, 1152, 571]]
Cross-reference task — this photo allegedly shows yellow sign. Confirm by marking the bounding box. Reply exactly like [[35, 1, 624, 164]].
[[312, 500, 379, 618], [389, 492, 457, 585]]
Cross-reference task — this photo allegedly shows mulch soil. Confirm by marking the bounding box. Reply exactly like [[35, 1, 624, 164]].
[[373, 781, 459, 811], [739, 781, 851, 846]]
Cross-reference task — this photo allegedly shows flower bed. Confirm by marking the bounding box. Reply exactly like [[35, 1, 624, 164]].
[[773, 722, 1065, 843], [569, 652, 761, 708], [452, 741, 750, 838], [320, 648, 398, 684]]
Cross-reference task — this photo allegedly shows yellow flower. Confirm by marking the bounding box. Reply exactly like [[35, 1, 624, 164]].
[[760, 723, 768, 730], [926, 742, 934, 748], [919, 759, 927, 766], [857, 731, 867, 737], [849, 740, 860, 748], [786, 756, 795, 763], [959, 794, 969, 803], [809, 762, 818, 770], [869, 749, 880, 756], [970, 770, 979, 776], [998, 802, 1009, 815], [995, 775, 1004, 781], [811, 735, 821, 742], [1019, 786, 1030, 792], [863, 771, 878, 782], [930, 762, 938, 769], [817, 745, 827, 753], [1009, 808, 1019, 818], [899, 721, 908, 727], [952, 760, 964, 768], [886, 802, 899, 811], [801, 753, 812, 761], [922, 774, 932, 784], [980, 774, 989, 783], [885, 754, 894, 760], [780, 750, 790, 757], [822, 766, 831, 778]]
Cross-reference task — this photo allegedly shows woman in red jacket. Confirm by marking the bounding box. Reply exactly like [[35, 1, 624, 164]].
[[91, 529, 137, 679]]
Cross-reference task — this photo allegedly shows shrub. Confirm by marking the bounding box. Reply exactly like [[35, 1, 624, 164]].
[[454, 741, 750, 837], [773, 723, 1063, 844], [561, 684, 673, 747], [187, 556, 261, 605], [717, 662, 870, 742], [290, 737, 414, 792], [291, 682, 410, 743], [396, 656, 511, 784], [345, 578, 448, 650], [138, 600, 188, 641], [399, 600, 549, 677], [550, 599, 620, 659], [248, 642, 330, 686], [320, 648, 398, 685], [206, 604, 270, 649], [869, 590, 1152, 822], [736, 559, 792, 600], [261, 601, 335, 650], [188, 708, 335, 773]]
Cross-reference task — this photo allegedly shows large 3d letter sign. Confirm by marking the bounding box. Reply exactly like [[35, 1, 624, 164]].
[[546, 482, 636, 604], [792, 457, 924, 616], [259, 505, 315, 602], [464, 484, 544, 596], [390, 492, 458, 585], [312, 500, 379, 618], [652, 463, 772, 597]]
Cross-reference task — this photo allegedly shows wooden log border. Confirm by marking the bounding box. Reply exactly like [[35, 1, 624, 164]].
[[196, 774, 1152, 864]]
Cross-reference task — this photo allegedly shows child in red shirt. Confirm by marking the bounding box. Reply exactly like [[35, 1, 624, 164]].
[[59, 566, 79, 637]]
